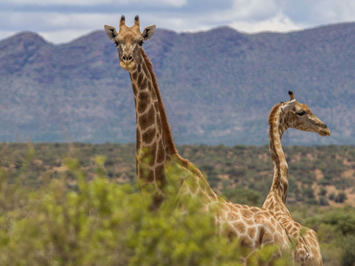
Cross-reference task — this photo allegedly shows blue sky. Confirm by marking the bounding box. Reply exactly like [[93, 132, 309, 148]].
[[0, 0, 354, 43]]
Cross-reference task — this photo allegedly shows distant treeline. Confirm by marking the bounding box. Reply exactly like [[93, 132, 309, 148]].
[[0, 143, 353, 207]]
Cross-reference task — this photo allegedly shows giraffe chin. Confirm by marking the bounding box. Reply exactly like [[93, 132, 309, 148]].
[[318, 128, 331, 136], [120, 61, 136, 71]]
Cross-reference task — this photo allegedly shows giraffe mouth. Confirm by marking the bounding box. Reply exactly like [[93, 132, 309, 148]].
[[120, 61, 136, 71], [318, 128, 331, 136]]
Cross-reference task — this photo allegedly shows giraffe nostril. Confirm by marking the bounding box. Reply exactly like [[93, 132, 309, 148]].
[[122, 55, 133, 62]]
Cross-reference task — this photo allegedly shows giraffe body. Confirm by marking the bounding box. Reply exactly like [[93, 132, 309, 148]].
[[263, 92, 330, 265], [174, 160, 291, 252], [104, 16, 291, 255]]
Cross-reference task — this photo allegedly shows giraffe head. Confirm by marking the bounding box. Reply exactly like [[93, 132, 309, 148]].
[[104, 15, 156, 72], [280, 91, 331, 136]]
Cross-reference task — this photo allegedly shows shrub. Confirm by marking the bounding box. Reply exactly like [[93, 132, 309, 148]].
[[0, 157, 291, 266], [334, 192, 347, 203], [222, 188, 262, 205]]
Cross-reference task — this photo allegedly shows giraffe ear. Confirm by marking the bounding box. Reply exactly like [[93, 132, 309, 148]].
[[104, 25, 118, 40], [281, 99, 296, 112], [142, 25, 156, 41]]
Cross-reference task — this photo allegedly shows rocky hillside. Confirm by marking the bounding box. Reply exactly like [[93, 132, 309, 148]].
[[0, 22, 354, 145]]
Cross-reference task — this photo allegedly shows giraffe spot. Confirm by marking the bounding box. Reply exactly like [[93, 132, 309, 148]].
[[132, 82, 138, 95], [139, 106, 155, 131], [142, 128, 156, 145], [136, 128, 141, 148], [140, 77, 148, 89], [250, 207, 259, 213], [245, 219, 254, 226], [137, 64, 142, 74], [228, 212, 239, 220], [241, 209, 253, 219], [290, 227, 298, 235], [138, 91, 149, 101], [276, 224, 283, 232], [234, 222, 246, 234], [138, 72, 144, 85], [137, 96, 151, 113], [156, 141, 166, 164], [132, 71, 138, 80], [248, 227, 256, 239]]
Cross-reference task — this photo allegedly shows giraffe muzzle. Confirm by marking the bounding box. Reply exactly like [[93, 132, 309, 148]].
[[318, 126, 331, 136], [120, 58, 136, 71]]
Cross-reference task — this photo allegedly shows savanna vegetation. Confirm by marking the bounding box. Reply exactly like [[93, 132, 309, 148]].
[[0, 143, 354, 265]]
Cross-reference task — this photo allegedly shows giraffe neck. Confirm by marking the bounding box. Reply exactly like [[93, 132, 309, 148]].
[[140, 49, 207, 183], [140, 49, 179, 156], [268, 104, 289, 204], [129, 49, 167, 202], [132, 49, 214, 205]]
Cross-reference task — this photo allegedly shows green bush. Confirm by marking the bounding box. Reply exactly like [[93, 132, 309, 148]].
[[334, 192, 347, 203], [222, 188, 262, 205], [0, 156, 291, 266], [304, 207, 355, 266]]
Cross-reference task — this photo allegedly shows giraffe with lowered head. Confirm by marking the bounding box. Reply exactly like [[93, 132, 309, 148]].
[[104, 16, 292, 256], [263, 91, 330, 265]]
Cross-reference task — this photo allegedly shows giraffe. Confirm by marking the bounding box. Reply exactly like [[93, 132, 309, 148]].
[[262, 91, 330, 265], [104, 16, 291, 257]]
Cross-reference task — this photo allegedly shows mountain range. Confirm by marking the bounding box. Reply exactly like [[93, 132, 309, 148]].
[[0, 22, 354, 145]]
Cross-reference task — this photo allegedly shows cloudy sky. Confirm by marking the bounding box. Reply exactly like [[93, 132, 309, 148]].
[[0, 0, 354, 44]]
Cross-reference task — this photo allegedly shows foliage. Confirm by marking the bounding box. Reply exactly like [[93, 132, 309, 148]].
[[0, 143, 353, 207], [0, 154, 292, 265], [222, 188, 262, 205], [294, 206, 355, 266], [0, 143, 354, 265]]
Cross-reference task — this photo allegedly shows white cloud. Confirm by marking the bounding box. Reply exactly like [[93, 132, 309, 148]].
[[0, 0, 354, 44], [274, 0, 355, 25], [0, 31, 17, 42], [229, 13, 303, 33], [39, 29, 93, 43], [3, 0, 187, 7], [313, 0, 355, 22], [230, 0, 279, 20]]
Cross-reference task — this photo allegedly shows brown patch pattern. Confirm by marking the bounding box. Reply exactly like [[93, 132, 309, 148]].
[[139, 106, 155, 131]]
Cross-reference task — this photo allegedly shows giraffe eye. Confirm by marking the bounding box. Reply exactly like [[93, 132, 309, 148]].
[[138, 40, 144, 46], [296, 110, 306, 116], [114, 40, 119, 47]]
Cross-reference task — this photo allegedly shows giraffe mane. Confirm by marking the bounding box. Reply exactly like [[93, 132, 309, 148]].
[[268, 103, 285, 196], [140, 48, 205, 180], [268, 102, 282, 126], [140, 48, 178, 155]]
